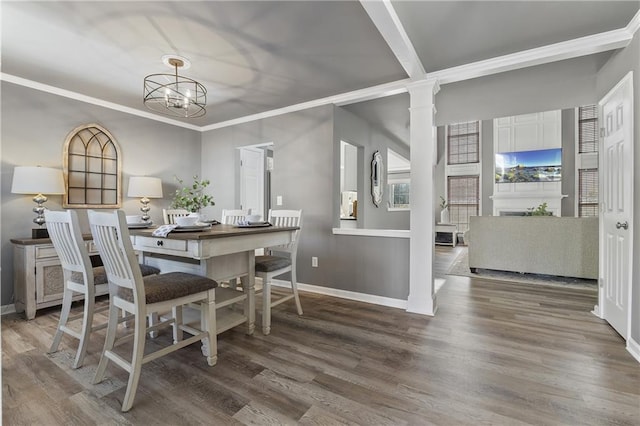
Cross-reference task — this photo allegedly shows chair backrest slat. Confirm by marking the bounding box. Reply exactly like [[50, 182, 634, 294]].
[[45, 210, 93, 281], [267, 209, 302, 254], [88, 210, 144, 295], [163, 209, 190, 225], [221, 209, 248, 225]]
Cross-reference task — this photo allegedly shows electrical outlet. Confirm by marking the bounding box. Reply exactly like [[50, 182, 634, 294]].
[[276, 195, 283, 206], [311, 257, 318, 267]]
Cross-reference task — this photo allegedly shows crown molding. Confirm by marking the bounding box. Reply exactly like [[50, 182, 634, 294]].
[[628, 9, 640, 36], [0, 73, 202, 131], [201, 78, 412, 131], [427, 26, 634, 85]]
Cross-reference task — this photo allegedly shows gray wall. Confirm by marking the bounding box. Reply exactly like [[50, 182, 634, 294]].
[[200, 105, 410, 300], [595, 31, 640, 345], [334, 106, 410, 230], [435, 54, 601, 126], [1, 82, 202, 306]]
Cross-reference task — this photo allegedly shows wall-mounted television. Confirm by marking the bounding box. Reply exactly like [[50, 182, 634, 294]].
[[495, 148, 562, 183]]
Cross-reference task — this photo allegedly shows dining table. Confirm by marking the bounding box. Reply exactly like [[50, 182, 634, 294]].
[[128, 223, 298, 335]]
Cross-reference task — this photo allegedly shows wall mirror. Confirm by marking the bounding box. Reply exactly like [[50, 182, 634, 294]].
[[371, 150, 383, 207]]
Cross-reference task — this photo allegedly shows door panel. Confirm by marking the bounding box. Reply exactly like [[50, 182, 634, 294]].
[[599, 73, 633, 339]]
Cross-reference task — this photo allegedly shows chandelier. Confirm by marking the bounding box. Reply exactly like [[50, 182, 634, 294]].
[[143, 55, 207, 118]]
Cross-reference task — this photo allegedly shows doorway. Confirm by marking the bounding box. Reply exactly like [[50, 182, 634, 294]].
[[238, 143, 273, 220]]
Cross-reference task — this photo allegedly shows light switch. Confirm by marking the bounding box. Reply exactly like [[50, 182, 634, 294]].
[[276, 196, 283, 206]]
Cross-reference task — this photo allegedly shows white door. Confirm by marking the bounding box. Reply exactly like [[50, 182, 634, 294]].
[[240, 147, 264, 219], [598, 72, 634, 339]]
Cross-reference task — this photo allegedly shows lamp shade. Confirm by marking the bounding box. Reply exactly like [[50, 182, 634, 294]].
[[127, 176, 163, 198], [11, 166, 65, 195]]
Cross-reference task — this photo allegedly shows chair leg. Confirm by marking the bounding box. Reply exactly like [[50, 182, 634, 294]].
[[172, 306, 183, 344], [93, 301, 120, 384], [201, 289, 217, 366], [262, 276, 271, 335], [121, 311, 146, 412], [148, 312, 159, 338], [49, 285, 73, 354], [291, 267, 303, 316], [71, 292, 95, 369]]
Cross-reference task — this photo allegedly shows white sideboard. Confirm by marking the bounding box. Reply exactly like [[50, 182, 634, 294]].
[[12, 236, 105, 320]]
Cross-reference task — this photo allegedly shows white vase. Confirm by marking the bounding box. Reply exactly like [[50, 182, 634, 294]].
[[440, 208, 450, 224]]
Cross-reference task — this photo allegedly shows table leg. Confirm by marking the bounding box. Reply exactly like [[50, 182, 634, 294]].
[[241, 251, 255, 335]]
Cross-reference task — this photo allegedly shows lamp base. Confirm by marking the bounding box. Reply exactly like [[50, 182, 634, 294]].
[[32, 228, 50, 239]]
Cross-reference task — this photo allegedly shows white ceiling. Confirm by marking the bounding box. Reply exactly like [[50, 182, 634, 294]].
[[2, 1, 638, 130]]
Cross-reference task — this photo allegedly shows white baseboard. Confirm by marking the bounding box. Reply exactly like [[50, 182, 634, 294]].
[[271, 279, 408, 310], [1, 304, 16, 316], [627, 336, 640, 364]]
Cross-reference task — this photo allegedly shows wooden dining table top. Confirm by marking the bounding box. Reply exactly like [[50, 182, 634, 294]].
[[127, 223, 298, 240]]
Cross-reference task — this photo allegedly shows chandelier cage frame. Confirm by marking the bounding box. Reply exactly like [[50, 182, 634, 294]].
[[143, 57, 207, 118]]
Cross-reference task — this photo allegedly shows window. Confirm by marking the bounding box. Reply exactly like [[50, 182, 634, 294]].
[[447, 175, 479, 232], [578, 105, 598, 153], [389, 181, 410, 209], [578, 169, 598, 217], [63, 123, 122, 208], [447, 121, 479, 165], [576, 105, 598, 217]]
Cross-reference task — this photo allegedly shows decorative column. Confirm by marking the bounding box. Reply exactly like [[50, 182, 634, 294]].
[[407, 79, 440, 315]]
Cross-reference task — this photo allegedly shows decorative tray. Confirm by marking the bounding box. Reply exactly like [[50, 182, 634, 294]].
[[128, 222, 153, 229], [173, 223, 212, 232]]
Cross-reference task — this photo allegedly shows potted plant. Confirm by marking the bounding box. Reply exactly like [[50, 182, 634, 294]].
[[170, 175, 215, 215], [440, 196, 450, 223], [527, 202, 553, 216]]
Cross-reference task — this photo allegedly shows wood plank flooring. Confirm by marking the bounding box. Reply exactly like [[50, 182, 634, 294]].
[[3, 246, 639, 425]]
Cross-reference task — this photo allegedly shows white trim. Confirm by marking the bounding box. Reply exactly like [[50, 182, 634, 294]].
[[271, 279, 408, 310], [427, 27, 633, 86], [627, 337, 640, 364], [628, 10, 640, 36], [359, 0, 425, 79], [0, 73, 202, 131], [203, 78, 412, 131], [1, 304, 16, 316], [332, 228, 410, 238]]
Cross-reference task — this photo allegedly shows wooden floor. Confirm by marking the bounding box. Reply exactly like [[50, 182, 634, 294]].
[[3, 246, 639, 425]]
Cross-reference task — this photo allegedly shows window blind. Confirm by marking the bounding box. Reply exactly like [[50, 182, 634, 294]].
[[447, 175, 479, 232], [578, 168, 598, 217], [447, 121, 479, 165], [578, 105, 598, 153]]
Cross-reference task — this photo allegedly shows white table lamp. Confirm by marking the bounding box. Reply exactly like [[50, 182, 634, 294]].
[[127, 176, 163, 222], [11, 166, 66, 238]]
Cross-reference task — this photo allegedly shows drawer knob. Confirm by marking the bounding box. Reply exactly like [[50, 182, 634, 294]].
[[156, 240, 164, 247]]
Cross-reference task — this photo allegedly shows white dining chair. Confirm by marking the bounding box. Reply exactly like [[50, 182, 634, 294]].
[[45, 210, 160, 369], [255, 209, 303, 335], [162, 208, 190, 225], [88, 210, 218, 412], [221, 209, 248, 225]]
